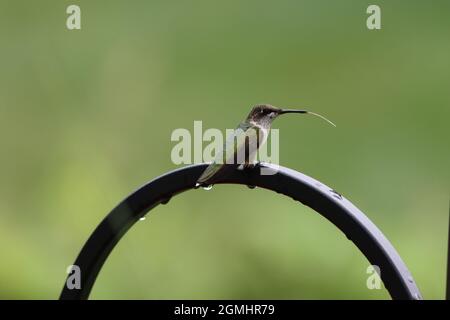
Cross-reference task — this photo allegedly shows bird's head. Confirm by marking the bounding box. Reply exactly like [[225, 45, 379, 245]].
[[246, 104, 283, 125], [246, 104, 336, 127]]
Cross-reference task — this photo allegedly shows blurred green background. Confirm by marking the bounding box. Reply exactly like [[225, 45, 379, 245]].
[[0, 0, 449, 299]]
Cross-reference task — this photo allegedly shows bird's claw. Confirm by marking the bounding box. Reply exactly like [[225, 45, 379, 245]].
[[243, 161, 261, 171]]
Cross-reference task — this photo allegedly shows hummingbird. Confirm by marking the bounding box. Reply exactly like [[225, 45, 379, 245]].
[[196, 104, 335, 187]]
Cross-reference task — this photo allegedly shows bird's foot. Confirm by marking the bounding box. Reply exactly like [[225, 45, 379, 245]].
[[243, 161, 261, 171], [242, 162, 261, 189]]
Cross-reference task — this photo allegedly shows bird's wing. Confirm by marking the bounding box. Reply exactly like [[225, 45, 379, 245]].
[[197, 122, 259, 185]]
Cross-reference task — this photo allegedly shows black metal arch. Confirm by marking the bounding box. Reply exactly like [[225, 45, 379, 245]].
[[59, 163, 422, 300]]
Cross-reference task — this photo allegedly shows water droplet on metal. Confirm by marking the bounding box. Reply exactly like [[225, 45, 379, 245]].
[[330, 189, 343, 200], [202, 185, 213, 191], [160, 197, 171, 205]]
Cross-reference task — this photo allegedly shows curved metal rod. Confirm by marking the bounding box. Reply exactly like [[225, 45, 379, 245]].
[[59, 163, 422, 300]]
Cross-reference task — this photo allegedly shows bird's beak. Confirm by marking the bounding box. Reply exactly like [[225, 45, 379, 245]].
[[279, 109, 308, 115], [278, 108, 336, 127]]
